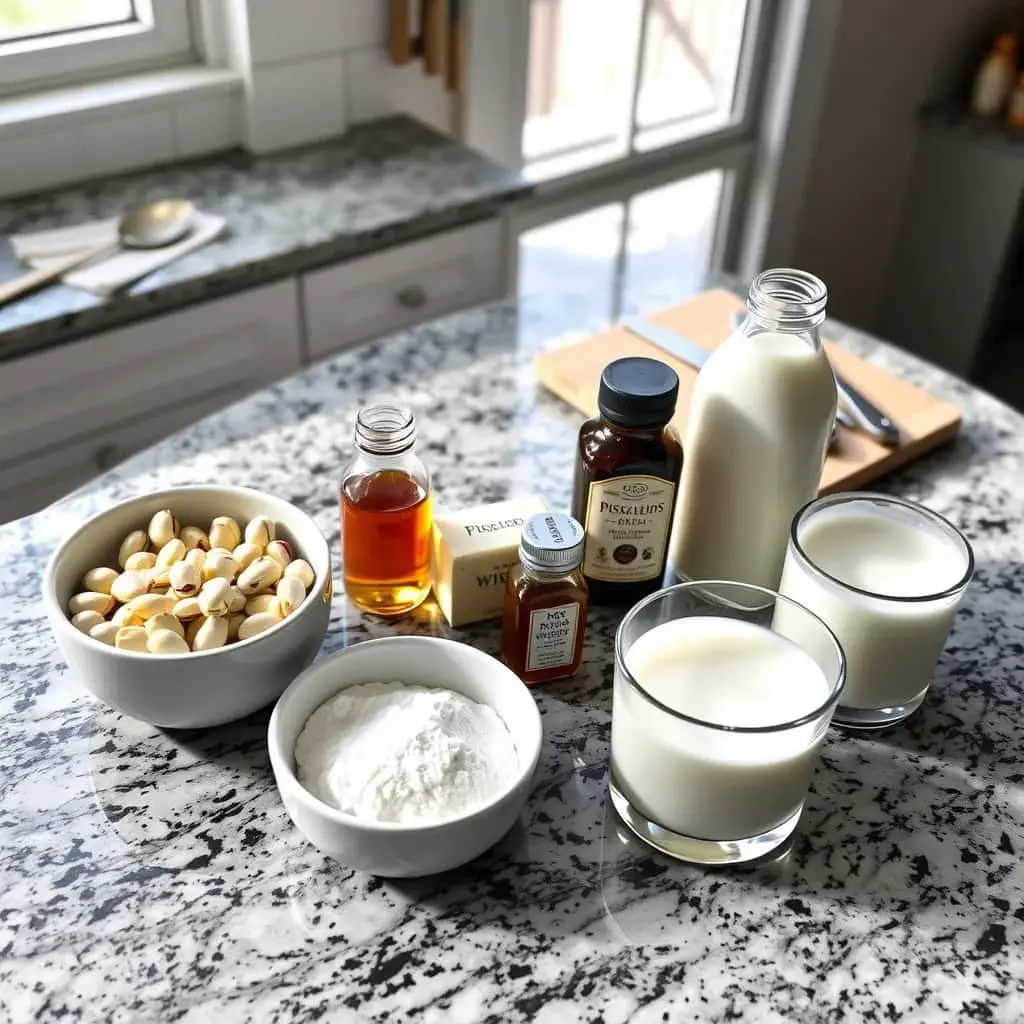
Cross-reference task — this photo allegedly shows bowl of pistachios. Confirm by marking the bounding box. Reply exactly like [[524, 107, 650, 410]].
[[42, 485, 332, 729]]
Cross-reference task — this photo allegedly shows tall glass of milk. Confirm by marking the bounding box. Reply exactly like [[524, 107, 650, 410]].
[[779, 492, 973, 730], [610, 581, 845, 865]]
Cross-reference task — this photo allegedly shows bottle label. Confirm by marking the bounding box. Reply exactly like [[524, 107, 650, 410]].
[[582, 475, 676, 582], [526, 602, 580, 672]]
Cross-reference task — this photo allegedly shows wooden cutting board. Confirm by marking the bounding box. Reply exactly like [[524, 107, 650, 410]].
[[534, 288, 961, 494]]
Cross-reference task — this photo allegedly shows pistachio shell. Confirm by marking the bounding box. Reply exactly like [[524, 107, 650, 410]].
[[231, 542, 263, 572], [155, 538, 187, 569], [81, 567, 118, 595], [147, 629, 190, 655], [225, 586, 246, 613], [110, 571, 150, 604], [184, 548, 206, 575], [71, 609, 105, 633], [68, 591, 116, 617], [236, 556, 282, 596], [147, 509, 178, 549], [209, 516, 242, 551], [244, 516, 275, 549], [111, 604, 143, 627], [172, 597, 203, 622], [198, 577, 231, 617], [275, 576, 307, 618], [118, 529, 149, 569], [203, 552, 239, 583], [115, 626, 149, 652], [244, 593, 279, 617], [192, 615, 229, 651], [89, 621, 120, 646], [180, 525, 211, 551], [237, 612, 281, 641], [284, 559, 315, 589], [124, 551, 157, 572], [144, 612, 185, 639], [264, 540, 292, 569], [169, 561, 200, 597], [226, 613, 245, 641], [124, 593, 176, 621]]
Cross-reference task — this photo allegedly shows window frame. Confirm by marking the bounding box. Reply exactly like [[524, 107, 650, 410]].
[[0, 0, 194, 96]]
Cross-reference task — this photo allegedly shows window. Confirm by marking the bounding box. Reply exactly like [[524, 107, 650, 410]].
[[0, 0, 193, 95]]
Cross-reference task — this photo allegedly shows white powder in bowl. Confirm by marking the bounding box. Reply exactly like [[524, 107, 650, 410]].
[[294, 681, 519, 825]]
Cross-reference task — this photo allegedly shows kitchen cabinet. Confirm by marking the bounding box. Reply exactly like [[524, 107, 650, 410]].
[[0, 280, 302, 523], [302, 220, 504, 359]]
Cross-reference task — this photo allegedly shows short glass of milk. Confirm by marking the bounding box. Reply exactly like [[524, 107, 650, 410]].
[[779, 492, 974, 730], [610, 581, 845, 866]]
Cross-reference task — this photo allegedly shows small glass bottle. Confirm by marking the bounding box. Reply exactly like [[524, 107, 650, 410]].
[[501, 512, 588, 685], [341, 404, 432, 617], [571, 357, 682, 606]]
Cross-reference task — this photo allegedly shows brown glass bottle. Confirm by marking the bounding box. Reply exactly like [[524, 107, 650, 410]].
[[502, 512, 588, 685], [571, 357, 682, 606]]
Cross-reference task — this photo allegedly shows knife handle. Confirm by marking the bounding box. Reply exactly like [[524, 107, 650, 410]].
[[835, 373, 900, 446]]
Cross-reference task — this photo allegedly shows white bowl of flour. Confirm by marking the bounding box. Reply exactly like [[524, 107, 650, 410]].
[[268, 636, 543, 877]]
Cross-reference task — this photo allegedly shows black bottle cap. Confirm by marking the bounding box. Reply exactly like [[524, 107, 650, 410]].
[[597, 357, 679, 427]]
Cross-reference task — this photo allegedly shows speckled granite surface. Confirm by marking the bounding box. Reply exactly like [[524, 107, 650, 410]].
[[0, 116, 528, 361], [2, 296, 1023, 1023]]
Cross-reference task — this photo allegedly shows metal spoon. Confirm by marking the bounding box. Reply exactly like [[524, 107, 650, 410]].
[[0, 198, 195, 308]]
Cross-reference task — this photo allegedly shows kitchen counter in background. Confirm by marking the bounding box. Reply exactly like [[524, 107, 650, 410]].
[[2, 293, 1024, 1022], [0, 115, 529, 362]]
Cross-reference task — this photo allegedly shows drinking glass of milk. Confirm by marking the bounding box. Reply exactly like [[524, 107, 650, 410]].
[[778, 492, 973, 730], [610, 581, 845, 866]]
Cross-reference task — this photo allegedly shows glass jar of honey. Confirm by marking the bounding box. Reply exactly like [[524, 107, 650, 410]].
[[501, 512, 588, 685], [341, 404, 432, 616]]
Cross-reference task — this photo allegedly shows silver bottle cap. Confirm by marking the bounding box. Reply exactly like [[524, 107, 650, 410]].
[[519, 513, 585, 573]]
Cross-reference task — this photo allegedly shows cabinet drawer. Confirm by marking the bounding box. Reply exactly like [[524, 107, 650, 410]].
[[0, 280, 301, 467], [0, 387, 252, 525], [303, 221, 504, 359]]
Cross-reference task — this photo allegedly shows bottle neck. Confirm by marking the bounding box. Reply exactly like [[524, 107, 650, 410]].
[[744, 268, 827, 340], [354, 404, 417, 455], [599, 416, 668, 436], [520, 557, 582, 583]]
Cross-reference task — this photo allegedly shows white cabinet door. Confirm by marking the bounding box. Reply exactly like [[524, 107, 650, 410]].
[[0, 280, 302, 468], [0, 280, 302, 523], [302, 220, 505, 360]]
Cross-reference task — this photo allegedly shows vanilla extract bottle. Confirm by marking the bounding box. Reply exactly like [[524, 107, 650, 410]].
[[570, 357, 682, 606]]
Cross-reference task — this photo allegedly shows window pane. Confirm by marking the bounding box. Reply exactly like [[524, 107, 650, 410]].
[[633, 0, 749, 152], [621, 170, 724, 315], [518, 204, 626, 344], [0, 0, 134, 42], [523, 0, 644, 181]]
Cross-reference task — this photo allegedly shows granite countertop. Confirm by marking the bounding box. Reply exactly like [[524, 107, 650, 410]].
[[2, 294, 1023, 1023], [0, 115, 529, 362]]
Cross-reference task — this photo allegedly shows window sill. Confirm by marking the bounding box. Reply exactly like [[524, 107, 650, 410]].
[[0, 65, 243, 137]]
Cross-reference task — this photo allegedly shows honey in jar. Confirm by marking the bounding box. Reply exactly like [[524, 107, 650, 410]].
[[341, 405, 432, 616]]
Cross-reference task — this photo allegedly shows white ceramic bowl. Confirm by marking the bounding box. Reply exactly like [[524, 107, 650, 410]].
[[42, 485, 332, 729], [268, 636, 543, 877]]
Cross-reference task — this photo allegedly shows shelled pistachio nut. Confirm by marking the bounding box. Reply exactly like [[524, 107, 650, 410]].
[[124, 593, 176, 621], [244, 593, 279, 617], [237, 556, 282, 596], [155, 538, 187, 569], [111, 603, 143, 627], [89, 621, 119, 646], [68, 591, 116, 617], [110, 571, 150, 604], [147, 509, 178, 549], [275, 576, 307, 618], [203, 551, 238, 583], [172, 596, 203, 622], [71, 609, 106, 633], [81, 567, 118, 595], [180, 525, 211, 551], [118, 529, 149, 569], [209, 516, 242, 551], [148, 629, 190, 655], [192, 615, 229, 652], [184, 548, 206, 576]]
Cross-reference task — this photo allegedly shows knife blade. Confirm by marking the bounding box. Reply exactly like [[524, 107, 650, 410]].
[[620, 316, 840, 448]]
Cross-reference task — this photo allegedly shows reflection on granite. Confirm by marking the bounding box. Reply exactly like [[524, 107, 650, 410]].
[[0, 116, 529, 362], [2, 295, 1024, 1022]]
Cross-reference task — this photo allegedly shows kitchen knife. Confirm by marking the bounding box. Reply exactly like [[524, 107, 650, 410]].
[[728, 309, 900, 446], [619, 316, 840, 447]]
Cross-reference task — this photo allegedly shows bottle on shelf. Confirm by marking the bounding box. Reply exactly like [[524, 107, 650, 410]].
[[971, 33, 1017, 118], [341, 404, 432, 617], [667, 268, 837, 591], [1007, 71, 1024, 127]]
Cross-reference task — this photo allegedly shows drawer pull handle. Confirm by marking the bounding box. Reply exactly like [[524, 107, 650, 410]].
[[396, 285, 427, 310], [95, 443, 123, 471]]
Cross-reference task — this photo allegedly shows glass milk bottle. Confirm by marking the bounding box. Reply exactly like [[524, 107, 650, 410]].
[[667, 269, 837, 590]]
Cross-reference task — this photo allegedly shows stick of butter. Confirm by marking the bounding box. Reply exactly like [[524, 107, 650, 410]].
[[431, 496, 548, 627]]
